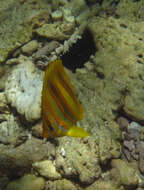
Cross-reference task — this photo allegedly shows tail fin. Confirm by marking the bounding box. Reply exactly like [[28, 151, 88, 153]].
[[66, 126, 91, 137]]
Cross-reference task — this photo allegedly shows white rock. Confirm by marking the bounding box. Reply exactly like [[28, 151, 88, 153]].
[[128, 122, 143, 132], [5, 56, 43, 122], [0, 114, 19, 137], [51, 10, 63, 21], [64, 16, 75, 24]]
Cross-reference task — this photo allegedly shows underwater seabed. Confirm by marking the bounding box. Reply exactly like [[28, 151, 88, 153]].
[[0, 0, 144, 189]]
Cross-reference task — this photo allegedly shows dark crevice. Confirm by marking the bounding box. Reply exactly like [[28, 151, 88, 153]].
[[115, 107, 134, 124], [60, 175, 95, 188], [61, 29, 96, 73], [99, 160, 112, 173], [7, 103, 38, 130], [85, 0, 103, 6]]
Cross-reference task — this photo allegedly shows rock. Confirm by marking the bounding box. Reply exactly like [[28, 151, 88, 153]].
[[61, 7, 75, 24], [51, 0, 59, 10], [0, 0, 51, 63], [98, 122, 121, 163], [21, 40, 39, 55], [47, 179, 77, 190], [6, 174, 45, 190], [137, 188, 144, 190], [35, 22, 74, 41], [85, 180, 120, 190], [0, 92, 9, 113], [76, 68, 87, 74], [32, 121, 43, 138], [65, 16, 75, 24], [0, 65, 11, 91], [123, 140, 135, 152], [0, 114, 9, 123], [56, 137, 101, 185], [5, 56, 43, 122], [140, 128, 144, 141], [128, 122, 142, 132], [34, 41, 59, 61], [65, 0, 88, 17], [12, 48, 21, 58], [123, 148, 132, 161], [62, 0, 91, 24], [62, 8, 74, 24], [6, 58, 21, 65], [0, 114, 22, 145], [123, 129, 140, 141], [0, 137, 55, 178], [88, 16, 144, 124], [84, 61, 94, 71], [138, 141, 144, 174], [51, 10, 63, 21], [76, 8, 91, 25], [116, 0, 144, 21], [131, 150, 139, 161], [117, 117, 129, 131], [55, 45, 64, 55], [33, 160, 61, 180], [124, 93, 144, 124], [111, 159, 138, 189], [121, 121, 144, 162]]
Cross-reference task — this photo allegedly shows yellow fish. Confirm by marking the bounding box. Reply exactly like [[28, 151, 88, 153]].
[[41, 59, 90, 138]]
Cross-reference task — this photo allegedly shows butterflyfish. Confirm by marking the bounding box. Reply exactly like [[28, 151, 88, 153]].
[[41, 59, 90, 138]]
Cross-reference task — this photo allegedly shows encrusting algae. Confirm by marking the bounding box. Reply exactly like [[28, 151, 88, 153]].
[[41, 59, 90, 138]]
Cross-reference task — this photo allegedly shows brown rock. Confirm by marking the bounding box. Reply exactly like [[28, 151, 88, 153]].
[[117, 117, 129, 131], [21, 40, 39, 55]]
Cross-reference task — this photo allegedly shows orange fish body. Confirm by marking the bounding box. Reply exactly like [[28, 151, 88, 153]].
[[42, 59, 90, 138]]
